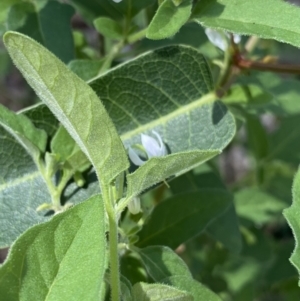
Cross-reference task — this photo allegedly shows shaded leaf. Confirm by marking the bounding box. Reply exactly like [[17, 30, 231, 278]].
[[20, 103, 59, 137], [137, 246, 192, 282], [223, 84, 272, 108], [137, 189, 232, 248], [0, 103, 47, 159], [0, 194, 106, 300], [235, 188, 286, 225], [93, 16, 123, 39], [68, 59, 105, 81]]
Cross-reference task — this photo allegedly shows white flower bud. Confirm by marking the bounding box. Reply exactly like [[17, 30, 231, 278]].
[[128, 196, 141, 215]]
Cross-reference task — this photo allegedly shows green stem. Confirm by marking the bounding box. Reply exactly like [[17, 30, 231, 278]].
[[102, 185, 120, 301], [127, 28, 147, 44]]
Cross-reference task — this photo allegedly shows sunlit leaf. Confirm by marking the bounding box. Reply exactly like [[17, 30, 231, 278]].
[[193, 0, 300, 48], [4, 31, 129, 186], [0, 194, 106, 300]]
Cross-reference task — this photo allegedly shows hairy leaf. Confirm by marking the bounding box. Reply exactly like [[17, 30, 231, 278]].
[[147, 0, 193, 40], [163, 276, 222, 301], [4, 31, 129, 186], [0, 195, 106, 300], [193, 0, 300, 48], [132, 282, 193, 301], [126, 150, 218, 201]]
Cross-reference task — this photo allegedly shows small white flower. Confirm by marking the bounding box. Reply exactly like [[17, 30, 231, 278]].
[[128, 131, 167, 166], [128, 196, 142, 215], [205, 28, 241, 51]]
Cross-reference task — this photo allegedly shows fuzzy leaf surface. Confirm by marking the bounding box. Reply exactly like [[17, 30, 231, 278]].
[[4, 31, 129, 186], [0, 126, 50, 247], [126, 150, 218, 199], [0, 195, 106, 300], [163, 276, 222, 301], [132, 282, 193, 301], [147, 0, 193, 40], [193, 0, 300, 48]]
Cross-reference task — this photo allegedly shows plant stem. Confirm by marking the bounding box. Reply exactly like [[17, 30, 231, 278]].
[[102, 185, 120, 301], [127, 28, 147, 44], [235, 55, 300, 74]]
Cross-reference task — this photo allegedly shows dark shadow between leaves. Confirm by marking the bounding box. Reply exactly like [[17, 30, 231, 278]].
[[193, 0, 225, 18], [212, 101, 228, 125]]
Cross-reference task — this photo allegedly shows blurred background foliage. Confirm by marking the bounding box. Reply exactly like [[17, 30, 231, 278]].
[[1, 0, 300, 300]]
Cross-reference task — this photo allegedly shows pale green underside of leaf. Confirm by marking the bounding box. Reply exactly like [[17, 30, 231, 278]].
[[132, 282, 193, 301], [193, 0, 300, 48], [137, 189, 232, 248], [0, 195, 106, 300], [4, 31, 129, 185], [90, 45, 236, 154], [127, 150, 218, 199], [0, 125, 50, 248], [147, 0, 192, 40], [283, 169, 300, 283], [93, 16, 123, 39]]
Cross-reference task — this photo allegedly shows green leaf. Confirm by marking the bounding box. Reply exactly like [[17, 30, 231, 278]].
[[68, 59, 106, 81], [126, 150, 219, 201], [93, 17, 123, 39], [20, 103, 59, 137], [0, 128, 50, 247], [51, 125, 90, 172], [268, 114, 300, 165], [132, 282, 193, 301], [170, 167, 242, 254], [136, 189, 232, 248], [235, 188, 286, 225], [4, 31, 129, 186], [223, 84, 272, 108], [7, 1, 75, 63], [38, 1, 75, 63], [284, 169, 300, 282], [206, 204, 242, 254], [0, 194, 106, 300], [69, 0, 156, 20], [147, 0, 193, 40], [89, 45, 235, 154], [0, 103, 47, 159], [193, 0, 300, 48], [163, 275, 222, 301], [137, 246, 192, 282]]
